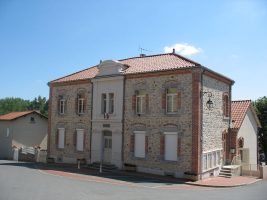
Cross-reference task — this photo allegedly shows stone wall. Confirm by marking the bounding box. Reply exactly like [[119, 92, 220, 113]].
[[49, 82, 92, 163], [202, 75, 230, 152], [123, 72, 193, 177], [201, 75, 231, 177]]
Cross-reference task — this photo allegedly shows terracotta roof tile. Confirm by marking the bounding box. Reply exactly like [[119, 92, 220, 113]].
[[51, 66, 99, 84], [50, 53, 199, 84], [0, 111, 34, 121], [231, 100, 251, 129], [0, 111, 47, 121], [120, 53, 199, 74]]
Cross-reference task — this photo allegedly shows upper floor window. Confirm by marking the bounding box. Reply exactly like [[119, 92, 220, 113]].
[[101, 93, 107, 114], [109, 93, 114, 114], [166, 88, 178, 113], [78, 94, 85, 114], [162, 88, 181, 114], [223, 93, 229, 117], [30, 117, 35, 123], [59, 99, 65, 114], [136, 90, 146, 114], [101, 93, 114, 114], [58, 95, 66, 115]]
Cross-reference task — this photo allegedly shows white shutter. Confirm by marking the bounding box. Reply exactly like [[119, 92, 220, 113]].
[[58, 128, 65, 149], [164, 132, 177, 161], [76, 129, 84, 151], [134, 131, 146, 158]]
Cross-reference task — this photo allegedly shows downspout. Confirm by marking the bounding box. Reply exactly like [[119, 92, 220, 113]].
[[200, 67, 205, 180], [47, 83, 53, 157], [89, 80, 94, 164], [228, 85, 232, 164], [121, 75, 126, 169]]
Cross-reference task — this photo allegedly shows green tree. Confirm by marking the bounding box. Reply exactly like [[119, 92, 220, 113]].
[[0, 96, 49, 117], [0, 97, 31, 115], [254, 96, 267, 163]]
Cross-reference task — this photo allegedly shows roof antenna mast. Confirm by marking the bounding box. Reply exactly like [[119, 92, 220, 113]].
[[138, 46, 152, 57]]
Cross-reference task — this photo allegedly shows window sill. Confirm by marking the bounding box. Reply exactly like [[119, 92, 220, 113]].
[[161, 159, 178, 163]]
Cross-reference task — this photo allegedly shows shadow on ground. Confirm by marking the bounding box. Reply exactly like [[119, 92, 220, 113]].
[[0, 160, 190, 185]]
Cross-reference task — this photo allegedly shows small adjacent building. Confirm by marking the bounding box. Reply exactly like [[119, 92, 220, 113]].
[[229, 100, 261, 170], [0, 111, 48, 159]]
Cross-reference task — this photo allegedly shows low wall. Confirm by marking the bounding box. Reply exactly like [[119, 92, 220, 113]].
[[260, 165, 267, 180]]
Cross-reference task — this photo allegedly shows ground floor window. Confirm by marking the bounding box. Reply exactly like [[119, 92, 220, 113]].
[[202, 149, 221, 172], [134, 131, 146, 158], [164, 132, 178, 161], [57, 128, 65, 149], [76, 129, 84, 151]]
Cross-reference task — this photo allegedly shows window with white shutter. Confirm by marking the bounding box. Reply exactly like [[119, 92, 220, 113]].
[[76, 129, 84, 151], [134, 131, 146, 158]]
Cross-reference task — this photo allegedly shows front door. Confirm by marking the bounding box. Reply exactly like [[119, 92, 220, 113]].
[[103, 131, 112, 163]]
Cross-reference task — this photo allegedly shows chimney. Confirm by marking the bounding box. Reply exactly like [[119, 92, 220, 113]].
[[140, 53, 146, 57], [172, 48, 175, 54]]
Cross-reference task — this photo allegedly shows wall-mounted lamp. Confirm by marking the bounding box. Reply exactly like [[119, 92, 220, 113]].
[[202, 91, 214, 110]]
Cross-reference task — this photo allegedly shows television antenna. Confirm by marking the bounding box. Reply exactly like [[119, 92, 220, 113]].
[[138, 46, 153, 54]]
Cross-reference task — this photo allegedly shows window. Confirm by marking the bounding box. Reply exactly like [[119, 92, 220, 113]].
[[6, 128, 10, 137], [166, 88, 178, 113], [203, 154, 207, 171], [59, 99, 65, 114], [30, 117, 35, 123], [76, 129, 84, 151], [109, 93, 114, 114], [202, 150, 221, 172], [216, 151, 221, 165], [104, 137, 112, 148], [58, 95, 66, 114], [136, 90, 145, 114], [223, 93, 229, 117], [78, 95, 85, 114], [134, 131, 146, 158], [101, 93, 107, 114], [164, 132, 178, 161], [57, 128, 65, 149]]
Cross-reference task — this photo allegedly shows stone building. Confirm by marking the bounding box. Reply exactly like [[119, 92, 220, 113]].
[[48, 52, 235, 180]]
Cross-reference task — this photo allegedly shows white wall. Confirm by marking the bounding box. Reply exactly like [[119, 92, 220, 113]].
[[0, 121, 12, 159], [12, 113, 48, 149], [92, 76, 124, 121], [238, 108, 258, 166], [0, 113, 47, 159], [91, 62, 124, 168]]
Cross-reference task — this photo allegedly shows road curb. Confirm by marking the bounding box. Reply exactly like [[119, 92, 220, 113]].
[[185, 179, 262, 188]]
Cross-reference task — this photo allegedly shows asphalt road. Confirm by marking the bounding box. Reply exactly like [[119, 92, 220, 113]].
[[0, 160, 267, 200]]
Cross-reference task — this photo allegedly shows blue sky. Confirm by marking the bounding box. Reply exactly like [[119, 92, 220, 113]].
[[0, 0, 266, 101]]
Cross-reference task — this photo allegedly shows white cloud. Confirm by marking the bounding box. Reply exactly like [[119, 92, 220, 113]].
[[164, 43, 202, 56]]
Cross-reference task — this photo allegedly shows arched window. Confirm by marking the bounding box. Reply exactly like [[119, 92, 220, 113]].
[[238, 137, 244, 148], [223, 93, 229, 117]]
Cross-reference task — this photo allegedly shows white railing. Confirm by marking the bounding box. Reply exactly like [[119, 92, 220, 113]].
[[231, 155, 242, 166]]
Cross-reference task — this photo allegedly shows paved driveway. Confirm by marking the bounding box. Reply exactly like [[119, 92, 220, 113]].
[[0, 160, 267, 200]]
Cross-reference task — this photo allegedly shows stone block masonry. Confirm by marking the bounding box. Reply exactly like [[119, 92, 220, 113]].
[[48, 81, 92, 163]]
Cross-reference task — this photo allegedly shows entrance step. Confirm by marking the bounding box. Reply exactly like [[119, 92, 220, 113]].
[[219, 166, 233, 178], [88, 162, 118, 171]]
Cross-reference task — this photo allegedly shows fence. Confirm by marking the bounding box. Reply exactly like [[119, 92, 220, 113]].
[[240, 164, 261, 177]]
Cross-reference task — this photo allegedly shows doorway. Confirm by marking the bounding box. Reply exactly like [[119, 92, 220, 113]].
[[103, 131, 112, 163]]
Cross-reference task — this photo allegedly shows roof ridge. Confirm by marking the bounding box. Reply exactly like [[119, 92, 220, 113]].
[[118, 53, 200, 65], [232, 100, 252, 103]]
